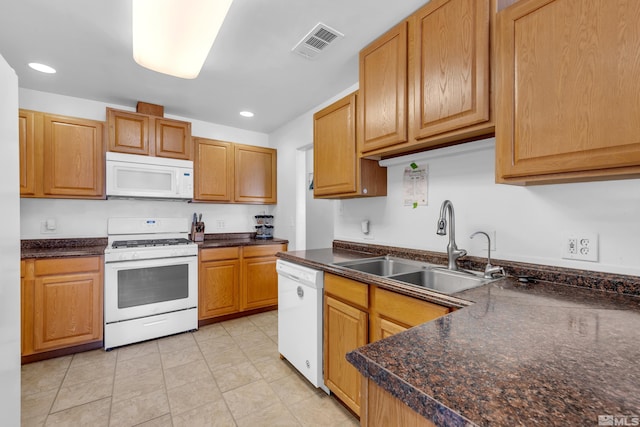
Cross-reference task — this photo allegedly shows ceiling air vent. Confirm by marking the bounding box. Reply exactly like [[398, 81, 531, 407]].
[[292, 23, 344, 59]]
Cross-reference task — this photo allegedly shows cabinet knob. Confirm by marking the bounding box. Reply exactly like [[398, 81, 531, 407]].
[[296, 286, 304, 298]]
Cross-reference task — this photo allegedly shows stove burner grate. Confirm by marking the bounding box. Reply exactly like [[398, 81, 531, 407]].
[[112, 238, 192, 249]]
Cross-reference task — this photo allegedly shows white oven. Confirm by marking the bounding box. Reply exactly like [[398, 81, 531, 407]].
[[104, 217, 198, 350]]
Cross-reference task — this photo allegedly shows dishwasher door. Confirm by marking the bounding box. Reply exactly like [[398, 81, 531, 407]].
[[276, 260, 329, 393]]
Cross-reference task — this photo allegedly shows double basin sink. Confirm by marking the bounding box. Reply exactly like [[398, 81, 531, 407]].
[[333, 256, 498, 295]]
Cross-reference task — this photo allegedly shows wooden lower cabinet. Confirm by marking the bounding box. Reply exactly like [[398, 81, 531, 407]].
[[198, 243, 286, 322], [323, 273, 452, 418], [22, 256, 103, 356], [241, 245, 284, 310], [199, 247, 241, 318], [324, 294, 368, 415], [370, 287, 451, 342], [360, 378, 436, 427]]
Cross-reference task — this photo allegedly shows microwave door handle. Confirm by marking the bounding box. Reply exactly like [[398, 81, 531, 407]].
[[175, 172, 179, 195]]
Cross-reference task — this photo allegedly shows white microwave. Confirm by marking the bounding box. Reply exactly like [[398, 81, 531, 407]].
[[106, 152, 194, 200]]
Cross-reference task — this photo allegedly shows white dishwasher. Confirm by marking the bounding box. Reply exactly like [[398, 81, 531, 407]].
[[277, 259, 329, 394]]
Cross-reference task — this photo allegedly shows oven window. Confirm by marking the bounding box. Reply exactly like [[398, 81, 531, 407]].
[[117, 264, 188, 308]]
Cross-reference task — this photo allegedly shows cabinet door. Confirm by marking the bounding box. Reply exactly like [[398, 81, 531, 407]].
[[234, 144, 277, 204], [324, 295, 368, 416], [32, 261, 103, 353], [376, 317, 408, 341], [18, 110, 36, 196], [370, 287, 450, 342], [107, 108, 150, 155], [155, 118, 192, 160], [199, 259, 240, 319], [194, 138, 234, 201], [314, 93, 358, 196], [42, 114, 104, 198], [410, 0, 491, 142], [358, 21, 408, 154], [496, 0, 640, 184], [241, 255, 279, 310]]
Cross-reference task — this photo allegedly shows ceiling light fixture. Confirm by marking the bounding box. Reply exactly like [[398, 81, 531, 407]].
[[239, 111, 254, 118], [28, 62, 56, 74], [132, 0, 233, 79]]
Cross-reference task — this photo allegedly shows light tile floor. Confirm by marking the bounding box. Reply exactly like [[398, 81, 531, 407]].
[[21, 311, 359, 427]]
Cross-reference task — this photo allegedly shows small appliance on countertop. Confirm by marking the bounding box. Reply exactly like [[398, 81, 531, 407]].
[[255, 214, 274, 239]]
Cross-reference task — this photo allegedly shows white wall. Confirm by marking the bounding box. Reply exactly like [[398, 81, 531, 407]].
[[269, 83, 357, 250], [0, 54, 21, 427], [335, 138, 640, 276], [19, 89, 272, 239], [305, 148, 334, 249]]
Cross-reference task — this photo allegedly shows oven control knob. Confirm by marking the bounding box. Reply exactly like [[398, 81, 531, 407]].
[[131, 253, 139, 259]]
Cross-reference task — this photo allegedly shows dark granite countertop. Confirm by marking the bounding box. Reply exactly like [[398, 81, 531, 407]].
[[197, 232, 288, 249], [21, 234, 289, 259], [21, 238, 108, 259], [278, 241, 640, 426]]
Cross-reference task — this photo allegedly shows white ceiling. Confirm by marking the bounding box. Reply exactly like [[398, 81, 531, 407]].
[[0, 0, 428, 133]]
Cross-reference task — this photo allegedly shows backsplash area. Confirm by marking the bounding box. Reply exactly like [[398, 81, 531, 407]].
[[334, 139, 640, 277], [20, 198, 272, 239]]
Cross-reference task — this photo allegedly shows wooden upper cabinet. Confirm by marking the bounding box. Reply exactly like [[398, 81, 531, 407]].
[[107, 109, 149, 155], [19, 109, 104, 199], [357, 0, 494, 158], [314, 92, 387, 199], [358, 21, 408, 154], [42, 114, 104, 198], [409, 0, 492, 145], [19, 110, 36, 196], [107, 107, 192, 160], [155, 118, 191, 160], [234, 144, 277, 204], [194, 137, 234, 202], [496, 0, 640, 184]]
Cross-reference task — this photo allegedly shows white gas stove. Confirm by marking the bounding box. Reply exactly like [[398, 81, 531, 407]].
[[104, 217, 198, 350]]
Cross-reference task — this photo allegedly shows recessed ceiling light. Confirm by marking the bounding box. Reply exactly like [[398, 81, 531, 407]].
[[28, 62, 56, 74], [240, 111, 254, 118]]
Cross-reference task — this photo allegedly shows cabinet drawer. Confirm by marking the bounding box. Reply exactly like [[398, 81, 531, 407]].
[[200, 247, 240, 262], [34, 256, 101, 276], [325, 273, 368, 309], [242, 244, 286, 258], [373, 287, 449, 327]]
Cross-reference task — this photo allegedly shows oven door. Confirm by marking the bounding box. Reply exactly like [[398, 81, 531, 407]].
[[104, 255, 197, 323]]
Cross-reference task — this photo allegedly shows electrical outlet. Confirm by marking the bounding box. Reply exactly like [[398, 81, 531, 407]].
[[216, 220, 225, 229], [562, 232, 598, 262]]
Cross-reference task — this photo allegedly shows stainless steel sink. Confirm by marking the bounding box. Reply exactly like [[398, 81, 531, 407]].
[[334, 255, 499, 295], [334, 256, 426, 276], [390, 268, 495, 295]]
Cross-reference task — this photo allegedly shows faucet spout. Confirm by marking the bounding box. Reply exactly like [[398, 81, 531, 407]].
[[470, 231, 505, 278], [436, 200, 466, 271]]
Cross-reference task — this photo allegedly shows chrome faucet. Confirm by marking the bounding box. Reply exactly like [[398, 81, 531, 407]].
[[470, 231, 505, 278], [436, 200, 466, 271]]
